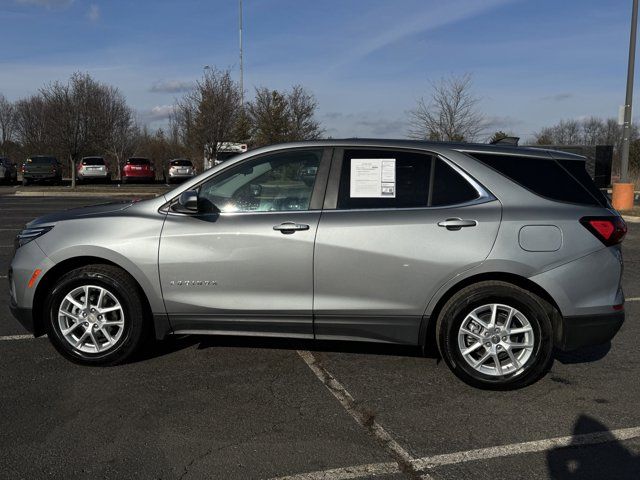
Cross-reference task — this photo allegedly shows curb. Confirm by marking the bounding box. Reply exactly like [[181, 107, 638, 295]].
[[13, 190, 164, 198]]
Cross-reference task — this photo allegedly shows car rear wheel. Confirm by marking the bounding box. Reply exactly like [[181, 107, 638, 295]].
[[45, 264, 148, 366], [436, 281, 554, 390]]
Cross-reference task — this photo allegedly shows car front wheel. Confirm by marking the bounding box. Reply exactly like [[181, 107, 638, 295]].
[[46, 264, 147, 366], [436, 281, 554, 390]]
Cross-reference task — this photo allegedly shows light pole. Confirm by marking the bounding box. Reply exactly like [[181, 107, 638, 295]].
[[613, 0, 639, 211], [239, 0, 244, 106]]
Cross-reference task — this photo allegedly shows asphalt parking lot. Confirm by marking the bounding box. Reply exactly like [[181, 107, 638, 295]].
[[1, 190, 640, 480]]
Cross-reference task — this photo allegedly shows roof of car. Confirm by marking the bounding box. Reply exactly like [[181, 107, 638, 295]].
[[258, 139, 586, 161]]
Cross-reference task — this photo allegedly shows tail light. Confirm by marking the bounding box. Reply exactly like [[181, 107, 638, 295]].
[[580, 216, 627, 246]]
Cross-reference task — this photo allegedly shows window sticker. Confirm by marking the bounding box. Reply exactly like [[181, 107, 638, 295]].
[[350, 158, 396, 198]]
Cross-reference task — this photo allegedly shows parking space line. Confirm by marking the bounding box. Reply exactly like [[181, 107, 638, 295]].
[[626, 297, 640, 302], [272, 425, 640, 480], [297, 350, 431, 480], [271, 462, 399, 480], [0, 334, 34, 341], [410, 425, 640, 471]]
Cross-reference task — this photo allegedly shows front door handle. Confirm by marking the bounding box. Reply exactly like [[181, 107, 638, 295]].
[[273, 222, 310, 234], [437, 218, 477, 231]]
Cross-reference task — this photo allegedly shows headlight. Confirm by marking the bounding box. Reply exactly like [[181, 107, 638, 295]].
[[15, 226, 53, 249]]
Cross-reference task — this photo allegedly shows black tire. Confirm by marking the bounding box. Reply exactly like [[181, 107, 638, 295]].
[[436, 281, 554, 390], [45, 264, 148, 366]]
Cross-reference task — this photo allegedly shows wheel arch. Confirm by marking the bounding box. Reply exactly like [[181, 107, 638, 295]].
[[421, 272, 562, 354], [32, 256, 160, 338]]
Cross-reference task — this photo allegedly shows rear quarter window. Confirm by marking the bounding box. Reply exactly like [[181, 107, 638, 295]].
[[466, 152, 606, 207]]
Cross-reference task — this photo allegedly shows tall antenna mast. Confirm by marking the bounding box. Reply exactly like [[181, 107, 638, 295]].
[[239, 0, 244, 106]]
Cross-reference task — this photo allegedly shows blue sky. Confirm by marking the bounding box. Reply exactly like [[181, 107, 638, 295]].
[[0, 0, 636, 141]]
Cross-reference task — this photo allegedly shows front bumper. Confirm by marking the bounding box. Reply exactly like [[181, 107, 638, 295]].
[[9, 301, 35, 335], [556, 311, 624, 351]]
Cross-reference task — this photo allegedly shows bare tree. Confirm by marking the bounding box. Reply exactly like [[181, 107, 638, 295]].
[[408, 73, 486, 142], [0, 94, 17, 153], [105, 111, 139, 180], [246, 85, 322, 147], [40, 72, 131, 187], [14, 94, 49, 154], [175, 68, 242, 163]]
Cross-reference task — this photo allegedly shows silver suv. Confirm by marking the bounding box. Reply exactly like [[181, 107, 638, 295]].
[[9, 140, 626, 389]]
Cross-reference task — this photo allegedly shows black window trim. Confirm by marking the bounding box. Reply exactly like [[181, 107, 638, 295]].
[[323, 146, 494, 212]]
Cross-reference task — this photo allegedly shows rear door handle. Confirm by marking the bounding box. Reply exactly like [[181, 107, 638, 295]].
[[273, 222, 310, 234], [437, 218, 477, 231]]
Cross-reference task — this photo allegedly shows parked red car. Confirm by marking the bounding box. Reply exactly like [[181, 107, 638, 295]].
[[121, 157, 155, 183]]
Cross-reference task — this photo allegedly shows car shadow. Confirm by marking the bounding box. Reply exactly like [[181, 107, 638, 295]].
[[134, 334, 428, 363], [554, 342, 611, 365], [547, 415, 640, 479]]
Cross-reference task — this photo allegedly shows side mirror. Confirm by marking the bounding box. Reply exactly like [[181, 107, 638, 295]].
[[176, 190, 199, 212]]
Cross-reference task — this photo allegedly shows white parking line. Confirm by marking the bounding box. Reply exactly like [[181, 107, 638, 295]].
[[410, 425, 640, 470], [273, 425, 640, 480], [296, 350, 432, 479], [626, 297, 640, 302], [0, 275, 7, 279], [271, 462, 399, 480], [0, 334, 34, 341]]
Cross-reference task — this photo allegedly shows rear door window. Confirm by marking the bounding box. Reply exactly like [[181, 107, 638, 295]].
[[467, 153, 606, 207], [127, 158, 150, 165], [336, 149, 479, 210]]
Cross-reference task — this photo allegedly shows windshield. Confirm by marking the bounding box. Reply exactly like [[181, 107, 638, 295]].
[[82, 158, 105, 165], [127, 158, 150, 165], [170, 159, 192, 167]]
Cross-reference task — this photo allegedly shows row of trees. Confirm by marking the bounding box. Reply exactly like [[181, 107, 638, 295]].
[[1, 70, 637, 183], [0, 69, 323, 185]]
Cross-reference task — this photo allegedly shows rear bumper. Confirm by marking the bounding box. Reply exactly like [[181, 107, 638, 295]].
[[556, 311, 624, 351]]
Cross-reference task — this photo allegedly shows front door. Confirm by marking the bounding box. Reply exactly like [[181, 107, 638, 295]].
[[313, 148, 501, 344], [159, 148, 330, 338]]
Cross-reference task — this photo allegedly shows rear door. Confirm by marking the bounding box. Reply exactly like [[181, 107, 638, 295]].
[[313, 147, 502, 344]]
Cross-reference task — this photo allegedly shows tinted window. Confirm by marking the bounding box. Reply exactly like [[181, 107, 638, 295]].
[[337, 149, 479, 209], [468, 153, 604, 206], [198, 149, 322, 213], [82, 157, 104, 165], [27, 157, 56, 164], [559, 159, 610, 206], [127, 158, 150, 165], [431, 160, 479, 206], [170, 159, 192, 167]]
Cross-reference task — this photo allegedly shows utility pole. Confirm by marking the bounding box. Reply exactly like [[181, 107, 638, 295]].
[[613, 0, 639, 211], [621, 0, 638, 183], [239, 0, 244, 106]]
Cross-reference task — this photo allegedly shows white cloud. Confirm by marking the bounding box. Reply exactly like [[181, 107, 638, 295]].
[[15, 0, 74, 8], [87, 4, 99, 21], [139, 104, 176, 125], [149, 80, 194, 94]]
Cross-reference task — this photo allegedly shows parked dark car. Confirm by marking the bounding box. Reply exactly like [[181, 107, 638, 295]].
[[77, 156, 111, 183], [0, 157, 18, 184], [163, 158, 196, 184], [21, 156, 62, 186], [121, 157, 155, 183]]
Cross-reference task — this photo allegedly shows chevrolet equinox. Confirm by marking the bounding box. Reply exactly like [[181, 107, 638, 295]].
[[9, 140, 626, 389]]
